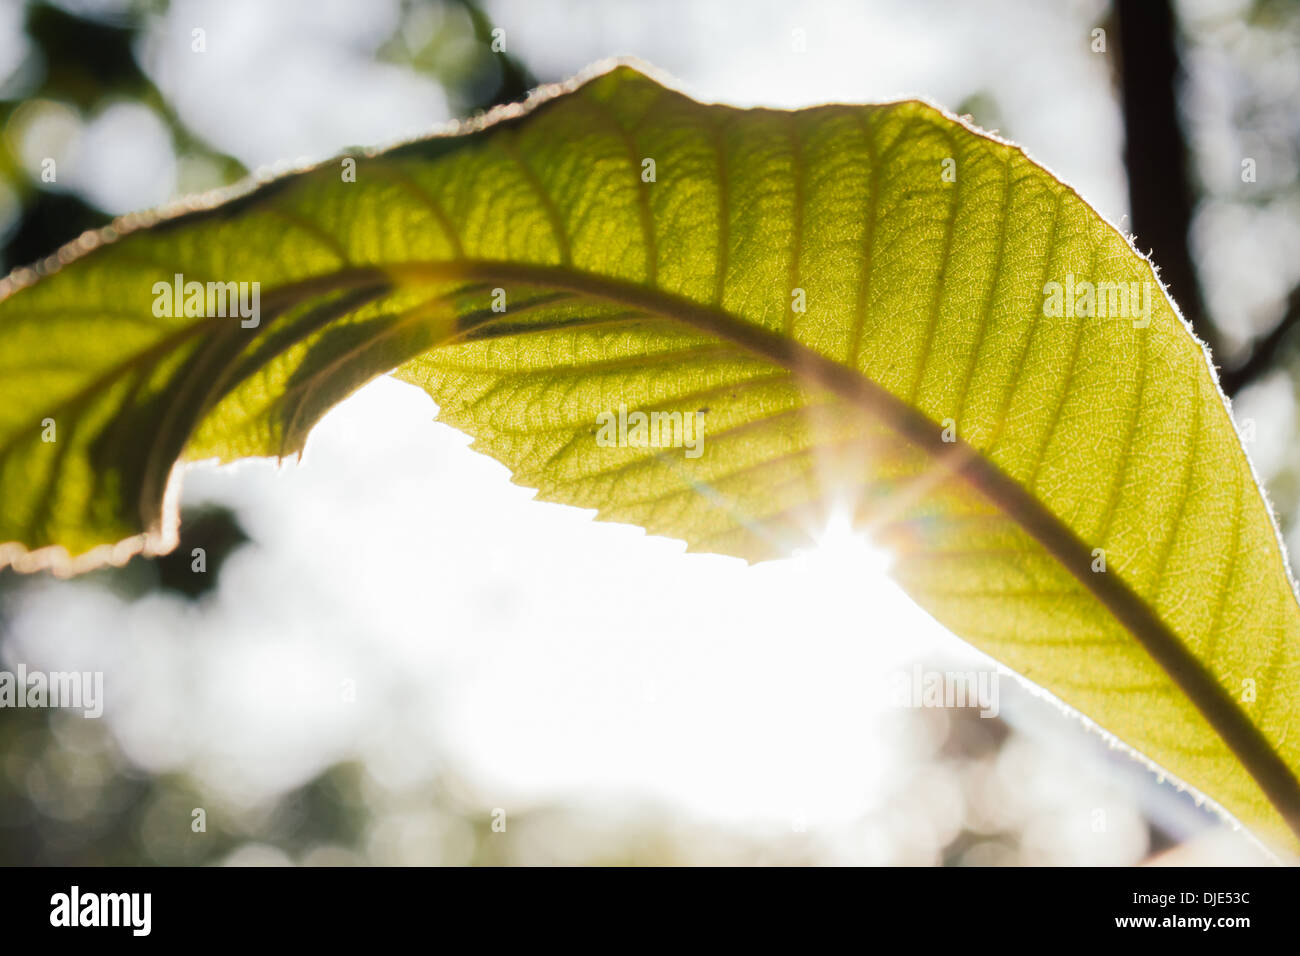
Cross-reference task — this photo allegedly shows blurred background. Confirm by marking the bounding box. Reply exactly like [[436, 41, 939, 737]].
[[0, 0, 1297, 865]]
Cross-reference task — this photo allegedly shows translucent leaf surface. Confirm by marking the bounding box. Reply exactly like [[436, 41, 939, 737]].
[[1, 63, 1297, 853]]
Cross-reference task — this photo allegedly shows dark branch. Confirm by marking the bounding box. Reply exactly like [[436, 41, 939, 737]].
[[1114, 0, 1223, 363], [1218, 286, 1300, 395]]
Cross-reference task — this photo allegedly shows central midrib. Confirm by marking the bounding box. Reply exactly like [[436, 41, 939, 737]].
[[265, 256, 1300, 844]]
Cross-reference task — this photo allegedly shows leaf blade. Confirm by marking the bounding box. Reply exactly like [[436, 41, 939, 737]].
[[2, 63, 1298, 854]]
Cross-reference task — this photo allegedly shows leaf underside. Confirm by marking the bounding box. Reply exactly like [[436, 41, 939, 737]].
[[1, 62, 1298, 854]]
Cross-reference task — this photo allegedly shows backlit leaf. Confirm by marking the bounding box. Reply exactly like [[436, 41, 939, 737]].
[[1, 62, 1297, 854]]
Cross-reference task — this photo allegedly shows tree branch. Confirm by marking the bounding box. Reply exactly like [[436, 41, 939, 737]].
[[1114, 0, 1223, 362], [1218, 285, 1300, 395]]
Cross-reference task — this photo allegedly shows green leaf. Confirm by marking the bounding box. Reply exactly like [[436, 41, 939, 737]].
[[2, 61, 1298, 854]]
